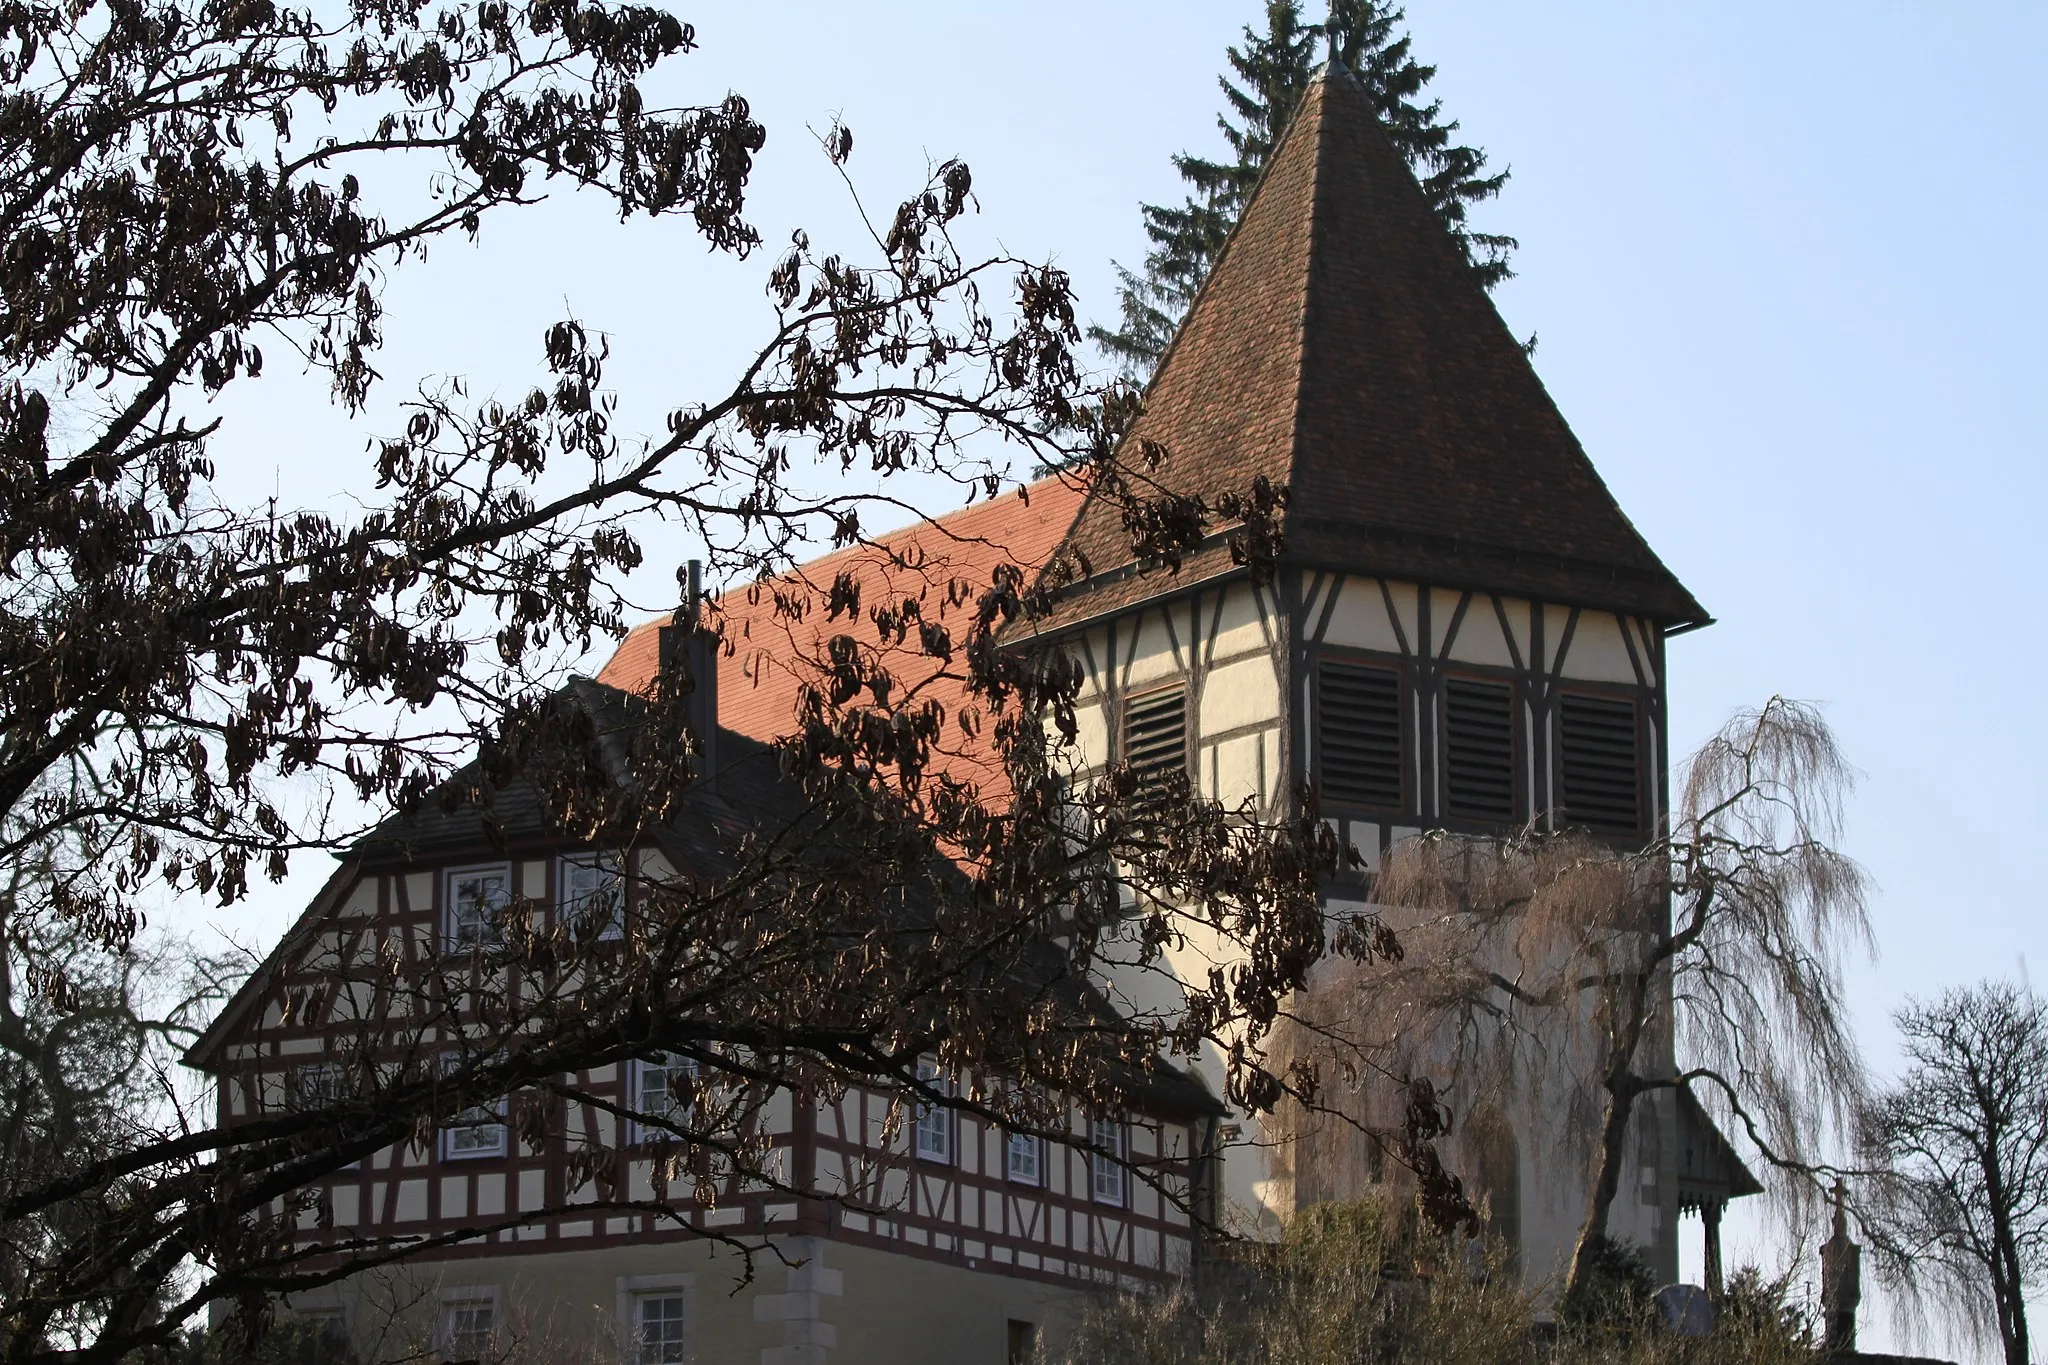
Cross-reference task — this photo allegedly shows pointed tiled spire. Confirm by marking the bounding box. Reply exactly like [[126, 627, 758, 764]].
[[1053, 63, 1706, 629]]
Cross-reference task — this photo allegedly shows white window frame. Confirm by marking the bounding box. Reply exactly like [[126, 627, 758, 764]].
[[291, 1061, 348, 1109], [560, 851, 626, 940], [440, 1055, 508, 1160], [1005, 1131, 1042, 1186], [292, 1062, 362, 1169], [629, 1053, 698, 1145], [1090, 1118, 1127, 1206], [913, 1057, 952, 1164], [615, 1274, 693, 1365], [437, 1287, 499, 1361], [446, 864, 513, 947]]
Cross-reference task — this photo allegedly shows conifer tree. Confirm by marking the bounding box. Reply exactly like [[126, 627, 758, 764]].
[[1091, 1, 1515, 378]]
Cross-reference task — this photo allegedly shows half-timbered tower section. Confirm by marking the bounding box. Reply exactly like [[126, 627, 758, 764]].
[[1013, 62, 1731, 1284], [186, 675, 1214, 1365]]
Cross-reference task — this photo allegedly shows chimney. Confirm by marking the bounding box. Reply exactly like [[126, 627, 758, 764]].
[[1820, 1180, 1861, 1354], [656, 559, 719, 784]]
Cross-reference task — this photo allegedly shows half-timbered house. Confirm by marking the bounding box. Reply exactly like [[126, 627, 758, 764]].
[[186, 668, 1219, 1365], [187, 56, 1761, 1365]]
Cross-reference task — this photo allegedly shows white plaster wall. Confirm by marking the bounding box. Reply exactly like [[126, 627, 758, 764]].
[[1550, 610, 1639, 685], [1441, 599, 1517, 669], [1199, 655, 1280, 738], [1202, 733, 1265, 809], [1318, 576, 1409, 655], [1204, 578, 1274, 662], [1310, 576, 1655, 696], [1121, 609, 1184, 690]]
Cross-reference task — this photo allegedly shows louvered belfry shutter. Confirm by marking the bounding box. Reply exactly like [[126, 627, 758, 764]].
[[1123, 687, 1188, 800], [1557, 693, 1642, 834], [1317, 659, 1403, 811], [1442, 677, 1517, 823]]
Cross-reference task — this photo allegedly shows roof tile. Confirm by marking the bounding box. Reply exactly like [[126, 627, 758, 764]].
[[1045, 63, 1705, 629], [596, 477, 1089, 797]]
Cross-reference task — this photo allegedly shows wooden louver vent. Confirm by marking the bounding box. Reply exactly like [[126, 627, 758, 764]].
[[1318, 660, 1402, 811], [1558, 693, 1642, 834], [1123, 687, 1188, 800], [1442, 677, 1516, 823]]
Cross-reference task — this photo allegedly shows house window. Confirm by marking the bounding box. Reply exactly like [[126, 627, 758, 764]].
[[441, 1058, 507, 1160], [1090, 1118, 1127, 1205], [631, 1053, 698, 1144], [438, 1292, 496, 1361], [913, 1058, 951, 1164], [1316, 658, 1403, 811], [293, 1308, 352, 1362], [561, 852, 625, 940], [447, 866, 511, 946], [1122, 686, 1188, 802], [1442, 677, 1517, 823], [292, 1063, 361, 1168], [291, 1062, 348, 1110], [1556, 693, 1643, 835], [630, 1291, 689, 1365], [1006, 1132, 1041, 1185], [1007, 1318, 1040, 1365]]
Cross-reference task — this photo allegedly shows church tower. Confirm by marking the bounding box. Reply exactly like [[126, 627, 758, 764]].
[[1027, 61, 1714, 1285]]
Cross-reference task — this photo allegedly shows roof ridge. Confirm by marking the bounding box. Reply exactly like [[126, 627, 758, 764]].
[[1284, 73, 1334, 536]]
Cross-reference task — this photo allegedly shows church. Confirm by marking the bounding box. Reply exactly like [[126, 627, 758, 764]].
[[186, 60, 1757, 1365]]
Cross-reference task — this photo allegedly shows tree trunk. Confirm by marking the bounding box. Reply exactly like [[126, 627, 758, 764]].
[[1983, 1132, 2030, 1365], [1564, 958, 1657, 1302], [1564, 1071, 1642, 1297], [1992, 1212, 2029, 1365]]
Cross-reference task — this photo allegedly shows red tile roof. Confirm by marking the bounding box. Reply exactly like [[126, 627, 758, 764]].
[[1045, 63, 1706, 631], [595, 476, 1089, 797]]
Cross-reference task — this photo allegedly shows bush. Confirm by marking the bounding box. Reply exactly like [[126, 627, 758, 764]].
[[1558, 1235, 1660, 1335], [1056, 1196, 1529, 1365], [1055, 1198, 1820, 1365]]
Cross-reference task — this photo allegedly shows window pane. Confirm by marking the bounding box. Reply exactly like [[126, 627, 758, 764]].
[[1006, 1133, 1040, 1184], [563, 854, 624, 938], [442, 1301, 494, 1359], [914, 1059, 950, 1163], [1091, 1119, 1125, 1204], [450, 870, 510, 944], [633, 1293, 688, 1365], [447, 1118, 505, 1157], [292, 1063, 346, 1109], [298, 1310, 352, 1364], [634, 1055, 697, 1141], [442, 1057, 507, 1158]]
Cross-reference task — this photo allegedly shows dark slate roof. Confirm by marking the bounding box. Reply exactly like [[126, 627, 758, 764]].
[[351, 676, 786, 878], [1044, 62, 1706, 631]]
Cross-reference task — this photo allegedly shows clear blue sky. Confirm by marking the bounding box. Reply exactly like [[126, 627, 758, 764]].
[[211, 4, 2046, 1351]]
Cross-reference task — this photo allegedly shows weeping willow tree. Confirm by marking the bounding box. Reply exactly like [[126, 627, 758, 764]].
[[1274, 699, 1873, 1299]]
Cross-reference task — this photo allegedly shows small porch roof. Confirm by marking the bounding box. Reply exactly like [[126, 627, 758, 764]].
[[1675, 1087, 1764, 1210]]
